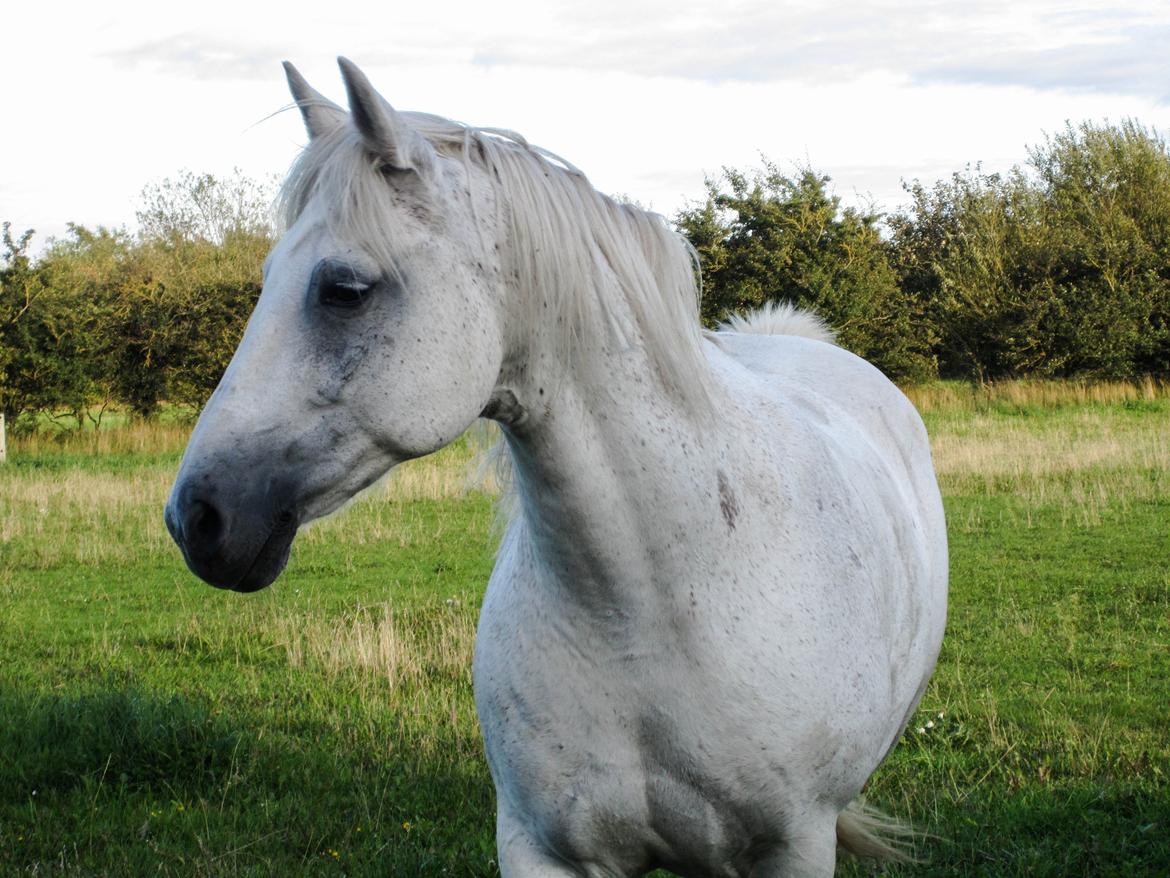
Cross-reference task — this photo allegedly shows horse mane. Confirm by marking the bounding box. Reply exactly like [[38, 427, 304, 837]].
[[277, 111, 714, 414]]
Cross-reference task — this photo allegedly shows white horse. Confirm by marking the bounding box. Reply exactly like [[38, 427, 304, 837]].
[[165, 58, 948, 877]]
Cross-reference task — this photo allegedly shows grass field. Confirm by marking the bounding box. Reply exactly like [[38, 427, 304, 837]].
[[1, 381, 1167, 876]]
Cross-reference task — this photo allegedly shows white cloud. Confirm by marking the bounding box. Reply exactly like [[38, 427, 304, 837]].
[[470, 0, 1170, 100], [3, 0, 1170, 251], [104, 34, 286, 81]]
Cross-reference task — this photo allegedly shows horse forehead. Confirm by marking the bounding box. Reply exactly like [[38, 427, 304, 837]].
[[270, 204, 367, 275], [273, 204, 332, 263]]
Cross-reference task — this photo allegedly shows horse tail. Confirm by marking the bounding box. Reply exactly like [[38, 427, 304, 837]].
[[835, 800, 920, 863], [716, 300, 836, 345]]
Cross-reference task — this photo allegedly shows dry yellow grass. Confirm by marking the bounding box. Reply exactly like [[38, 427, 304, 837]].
[[0, 429, 499, 568], [3, 383, 1164, 565], [916, 380, 1169, 527], [929, 409, 1170, 481], [0, 464, 176, 566], [275, 602, 476, 690], [10, 419, 192, 457], [904, 376, 1169, 413]]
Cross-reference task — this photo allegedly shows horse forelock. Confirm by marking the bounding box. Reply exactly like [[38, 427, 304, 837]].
[[277, 110, 714, 414]]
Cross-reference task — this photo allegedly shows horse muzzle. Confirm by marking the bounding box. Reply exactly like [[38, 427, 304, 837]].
[[165, 475, 299, 593]]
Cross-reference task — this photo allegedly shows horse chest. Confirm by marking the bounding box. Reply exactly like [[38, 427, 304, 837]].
[[475, 622, 823, 877], [473, 549, 847, 865]]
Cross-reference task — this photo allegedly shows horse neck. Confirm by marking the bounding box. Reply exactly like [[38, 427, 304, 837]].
[[495, 294, 722, 608]]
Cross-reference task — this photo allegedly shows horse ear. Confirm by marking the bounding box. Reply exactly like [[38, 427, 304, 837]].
[[337, 56, 435, 174], [283, 61, 345, 140]]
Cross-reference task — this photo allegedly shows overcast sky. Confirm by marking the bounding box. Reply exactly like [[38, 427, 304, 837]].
[[3, 1, 1169, 249]]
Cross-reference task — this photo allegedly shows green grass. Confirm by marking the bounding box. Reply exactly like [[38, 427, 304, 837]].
[[1, 384, 1167, 875]]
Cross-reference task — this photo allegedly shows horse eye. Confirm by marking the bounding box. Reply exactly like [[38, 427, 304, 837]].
[[320, 280, 370, 309], [310, 259, 375, 312]]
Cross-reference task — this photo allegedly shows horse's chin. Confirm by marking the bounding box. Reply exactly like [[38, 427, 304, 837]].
[[224, 529, 296, 593], [176, 514, 298, 594]]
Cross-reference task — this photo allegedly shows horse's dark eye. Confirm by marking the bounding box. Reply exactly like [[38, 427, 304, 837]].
[[311, 259, 375, 312], [320, 280, 369, 309]]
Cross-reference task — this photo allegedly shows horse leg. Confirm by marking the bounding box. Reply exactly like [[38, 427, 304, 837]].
[[749, 816, 839, 878], [496, 804, 581, 878]]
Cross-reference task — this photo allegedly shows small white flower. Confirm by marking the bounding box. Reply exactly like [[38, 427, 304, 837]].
[[925, 720, 935, 729], [916, 727, 926, 734]]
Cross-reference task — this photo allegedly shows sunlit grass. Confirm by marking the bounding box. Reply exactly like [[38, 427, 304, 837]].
[[0, 427, 497, 570], [1, 381, 1167, 875], [904, 376, 1169, 413], [275, 601, 476, 694], [10, 410, 193, 457]]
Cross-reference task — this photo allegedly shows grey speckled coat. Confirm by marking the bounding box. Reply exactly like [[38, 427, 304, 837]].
[[166, 59, 947, 878]]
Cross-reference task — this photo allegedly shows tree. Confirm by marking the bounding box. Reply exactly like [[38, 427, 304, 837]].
[[1, 171, 275, 428], [121, 170, 274, 413], [136, 168, 275, 246], [32, 226, 149, 421], [887, 168, 1055, 379], [1029, 121, 1170, 376], [1, 223, 43, 422], [1, 224, 105, 427], [676, 161, 935, 381], [888, 121, 1170, 380]]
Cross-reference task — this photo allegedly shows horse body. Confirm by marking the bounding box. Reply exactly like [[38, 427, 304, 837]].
[[477, 331, 946, 876], [165, 59, 947, 877]]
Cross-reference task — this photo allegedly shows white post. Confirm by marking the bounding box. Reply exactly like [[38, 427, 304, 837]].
[[0, 413, 6, 463]]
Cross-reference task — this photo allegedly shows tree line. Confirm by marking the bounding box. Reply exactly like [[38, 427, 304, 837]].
[[1, 171, 272, 429], [679, 119, 1170, 382], [3, 120, 1169, 430]]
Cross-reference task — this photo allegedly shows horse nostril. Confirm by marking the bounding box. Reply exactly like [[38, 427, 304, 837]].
[[185, 499, 224, 548]]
